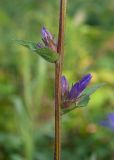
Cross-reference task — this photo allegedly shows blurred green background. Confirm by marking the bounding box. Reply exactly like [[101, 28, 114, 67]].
[[0, 0, 114, 159]]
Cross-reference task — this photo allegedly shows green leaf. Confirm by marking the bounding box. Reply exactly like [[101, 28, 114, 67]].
[[15, 40, 59, 63], [15, 40, 37, 51], [36, 48, 59, 63], [82, 83, 105, 96], [77, 95, 90, 107], [77, 83, 105, 108], [62, 105, 76, 115]]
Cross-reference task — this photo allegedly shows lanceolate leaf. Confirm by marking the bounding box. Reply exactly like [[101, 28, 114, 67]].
[[77, 83, 105, 107], [82, 83, 105, 96], [15, 40, 37, 51], [15, 40, 59, 63]]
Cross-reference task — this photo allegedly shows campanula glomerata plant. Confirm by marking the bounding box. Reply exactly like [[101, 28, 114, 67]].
[[16, 0, 103, 159]]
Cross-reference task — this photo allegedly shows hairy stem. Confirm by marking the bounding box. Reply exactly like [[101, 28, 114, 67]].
[[54, 0, 66, 160]]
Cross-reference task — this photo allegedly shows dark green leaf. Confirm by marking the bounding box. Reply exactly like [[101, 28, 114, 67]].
[[15, 40, 59, 63]]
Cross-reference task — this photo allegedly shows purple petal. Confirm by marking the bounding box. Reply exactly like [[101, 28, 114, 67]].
[[79, 74, 92, 93], [61, 76, 69, 96], [40, 26, 57, 52], [41, 26, 53, 40], [100, 120, 110, 127], [108, 113, 114, 130], [108, 113, 114, 122], [67, 74, 92, 100], [67, 82, 80, 100], [100, 113, 114, 131], [100, 120, 114, 131]]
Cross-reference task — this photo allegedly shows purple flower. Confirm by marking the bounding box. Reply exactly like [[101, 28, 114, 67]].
[[61, 73, 92, 108], [100, 113, 114, 131], [37, 26, 57, 52], [61, 76, 69, 97]]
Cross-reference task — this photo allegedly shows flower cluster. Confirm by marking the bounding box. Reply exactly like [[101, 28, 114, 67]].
[[100, 113, 114, 131], [37, 27, 57, 52], [61, 74, 92, 108]]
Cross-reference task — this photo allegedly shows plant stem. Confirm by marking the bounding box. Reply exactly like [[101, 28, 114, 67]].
[[54, 0, 66, 160]]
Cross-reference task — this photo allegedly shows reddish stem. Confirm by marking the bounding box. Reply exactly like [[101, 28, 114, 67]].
[[54, 0, 66, 160]]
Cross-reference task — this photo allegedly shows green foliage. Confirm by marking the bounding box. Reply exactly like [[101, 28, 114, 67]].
[[0, 0, 114, 159], [15, 40, 59, 63], [13, 97, 34, 160]]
